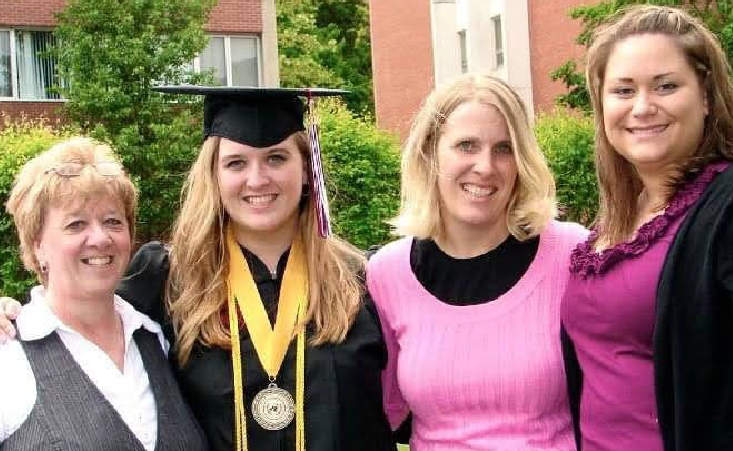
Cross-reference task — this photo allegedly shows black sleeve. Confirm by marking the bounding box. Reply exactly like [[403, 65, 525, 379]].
[[716, 201, 733, 299], [561, 323, 583, 451], [116, 241, 170, 325]]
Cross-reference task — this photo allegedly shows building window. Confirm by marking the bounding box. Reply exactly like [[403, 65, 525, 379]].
[[458, 29, 468, 73], [195, 36, 260, 86], [492, 15, 504, 68], [0, 29, 62, 100]]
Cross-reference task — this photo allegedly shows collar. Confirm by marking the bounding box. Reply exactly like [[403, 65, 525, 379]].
[[17, 285, 168, 353]]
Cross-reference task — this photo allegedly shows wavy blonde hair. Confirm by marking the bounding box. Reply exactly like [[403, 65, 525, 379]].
[[6, 137, 137, 285], [586, 4, 733, 246], [168, 133, 365, 365], [391, 73, 556, 241]]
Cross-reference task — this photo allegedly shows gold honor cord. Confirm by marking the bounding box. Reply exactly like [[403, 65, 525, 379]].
[[226, 226, 307, 451]]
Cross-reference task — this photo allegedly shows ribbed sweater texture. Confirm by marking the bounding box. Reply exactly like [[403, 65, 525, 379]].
[[367, 220, 586, 451]]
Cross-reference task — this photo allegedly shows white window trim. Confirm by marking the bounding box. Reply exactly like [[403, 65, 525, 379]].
[[193, 34, 262, 87], [0, 28, 66, 102]]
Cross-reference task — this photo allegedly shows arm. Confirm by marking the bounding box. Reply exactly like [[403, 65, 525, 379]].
[[716, 203, 733, 299], [561, 323, 583, 451], [365, 266, 410, 432]]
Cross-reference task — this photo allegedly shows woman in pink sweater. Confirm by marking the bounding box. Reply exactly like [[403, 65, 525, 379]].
[[367, 74, 586, 450]]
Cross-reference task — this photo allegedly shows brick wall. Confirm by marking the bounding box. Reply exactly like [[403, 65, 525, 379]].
[[369, 0, 434, 144], [0, 102, 65, 127], [0, 0, 66, 27], [0, 0, 263, 31], [207, 0, 262, 33], [527, 0, 585, 114]]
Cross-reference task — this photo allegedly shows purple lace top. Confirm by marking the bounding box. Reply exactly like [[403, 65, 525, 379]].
[[570, 161, 731, 278], [562, 161, 730, 451]]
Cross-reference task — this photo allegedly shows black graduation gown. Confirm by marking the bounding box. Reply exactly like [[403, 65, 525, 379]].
[[116, 242, 395, 451]]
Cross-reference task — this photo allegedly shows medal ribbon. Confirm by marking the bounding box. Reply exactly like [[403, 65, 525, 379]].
[[227, 225, 307, 451]]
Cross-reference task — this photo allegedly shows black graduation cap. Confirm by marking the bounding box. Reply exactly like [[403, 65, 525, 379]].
[[153, 85, 348, 238], [152, 85, 348, 147]]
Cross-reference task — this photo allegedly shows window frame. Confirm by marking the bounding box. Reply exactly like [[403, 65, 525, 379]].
[[0, 28, 65, 102], [192, 34, 262, 87], [492, 15, 505, 69]]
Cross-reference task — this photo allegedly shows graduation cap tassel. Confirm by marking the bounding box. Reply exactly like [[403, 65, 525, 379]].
[[306, 95, 332, 238]]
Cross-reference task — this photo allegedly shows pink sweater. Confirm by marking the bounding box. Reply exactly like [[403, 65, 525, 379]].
[[367, 221, 586, 451]]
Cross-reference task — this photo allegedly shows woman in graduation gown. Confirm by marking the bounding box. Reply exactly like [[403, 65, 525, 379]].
[[1, 87, 395, 451], [120, 86, 394, 451]]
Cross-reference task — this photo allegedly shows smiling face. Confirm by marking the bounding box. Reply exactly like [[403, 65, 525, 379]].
[[217, 135, 306, 241], [435, 100, 518, 236], [602, 33, 708, 175], [34, 195, 131, 303]]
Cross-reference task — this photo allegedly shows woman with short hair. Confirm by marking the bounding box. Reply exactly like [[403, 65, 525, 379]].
[[0, 137, 207, 451]]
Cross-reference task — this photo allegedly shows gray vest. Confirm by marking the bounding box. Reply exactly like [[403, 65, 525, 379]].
[[2, 329, 208, 451]]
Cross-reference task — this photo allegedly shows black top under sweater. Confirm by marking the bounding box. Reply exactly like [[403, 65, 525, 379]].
[[410, 235, 540, 305]]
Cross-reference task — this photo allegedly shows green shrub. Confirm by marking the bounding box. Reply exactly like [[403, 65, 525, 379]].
[[92, 109, 202, 243], [535, 109, 598, 225], [0, 115, 80, 300], [319, 101, 401, 248]]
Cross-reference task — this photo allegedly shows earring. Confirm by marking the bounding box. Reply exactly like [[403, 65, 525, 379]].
[[301, 183, 311, 198]]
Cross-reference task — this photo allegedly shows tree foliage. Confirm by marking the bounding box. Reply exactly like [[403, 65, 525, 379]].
[[535, 110, 598, 225], [318, 100, 400, 248], [53, 0, 215, 241], [554, 0, 733, 111], [276, 0, 374, 117]]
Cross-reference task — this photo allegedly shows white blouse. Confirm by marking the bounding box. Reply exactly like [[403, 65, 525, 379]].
[[0, 286, 169, 451]]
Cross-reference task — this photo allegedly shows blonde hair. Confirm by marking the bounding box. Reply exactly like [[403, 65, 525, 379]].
[[168, 133, 365, 365], [5, 137, 137, 284], [391, 73, 556, 241], [586, 4, 733, 245]]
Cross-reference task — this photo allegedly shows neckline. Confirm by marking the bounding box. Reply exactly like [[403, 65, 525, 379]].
[[401, 221, 557, 319], [570, 161, 731, 278]]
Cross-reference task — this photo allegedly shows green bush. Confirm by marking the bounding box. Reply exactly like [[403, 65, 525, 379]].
[[535, 109, 598, 225], [93, 109, 202, 243], [319, 101, 401, 248], [0, 115, 80, 300]]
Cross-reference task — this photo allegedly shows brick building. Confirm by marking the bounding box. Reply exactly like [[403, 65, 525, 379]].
[[369, 0, 588, 142], [0, 0, 280, 121]]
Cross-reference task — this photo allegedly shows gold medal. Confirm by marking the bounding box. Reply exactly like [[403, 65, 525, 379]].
[[251, 383, 295, 430]]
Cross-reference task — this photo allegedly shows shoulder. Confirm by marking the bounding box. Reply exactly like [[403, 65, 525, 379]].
[[366, 237, 411, 271], [545, 220, 589, 242], [0, 340, 36, 442], [542, 220, 589, 253], [116, 241, 170, 322]]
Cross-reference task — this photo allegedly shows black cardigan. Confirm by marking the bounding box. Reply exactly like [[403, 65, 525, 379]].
[[562, 164, 733, 451]]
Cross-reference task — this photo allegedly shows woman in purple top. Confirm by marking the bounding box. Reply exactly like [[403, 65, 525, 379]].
[[561, 5, 733, 451]]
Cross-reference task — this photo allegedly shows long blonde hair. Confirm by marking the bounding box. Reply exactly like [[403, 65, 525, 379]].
[[391, 73, 556, 241], [168, 133, 365, 365], [586, 5, 733, 245]]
